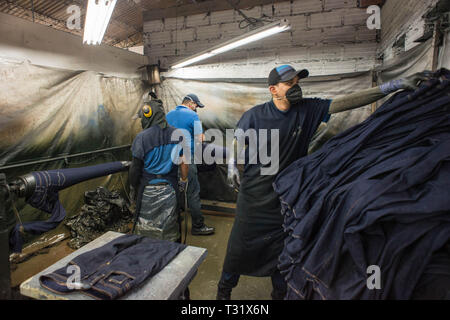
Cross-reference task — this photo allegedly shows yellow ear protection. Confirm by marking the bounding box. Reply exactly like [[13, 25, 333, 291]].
[[142, 105, 152, 118]]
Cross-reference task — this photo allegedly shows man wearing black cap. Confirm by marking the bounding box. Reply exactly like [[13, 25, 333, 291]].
[[217, 65, 431, 300], [166, 94, 215, 236]]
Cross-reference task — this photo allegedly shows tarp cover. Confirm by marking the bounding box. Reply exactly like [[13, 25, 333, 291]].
[[0, 60, 148, 246]]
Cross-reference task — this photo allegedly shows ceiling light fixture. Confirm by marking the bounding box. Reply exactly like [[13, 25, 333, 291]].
[[83, 0, 117, 45], [171, 19, 291, 69]]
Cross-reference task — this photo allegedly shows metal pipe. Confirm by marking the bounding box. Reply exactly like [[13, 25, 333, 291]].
[[30, 0, 35, 22], [0, 145, 131, 171], [0, 173, 12, 299]]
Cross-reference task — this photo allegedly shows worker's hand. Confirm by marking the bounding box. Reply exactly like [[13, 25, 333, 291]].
[[400, 71, 434, 90], [227, 163, 240, 191], [380, 71, 434, 94], [178, 178, 188, 193]]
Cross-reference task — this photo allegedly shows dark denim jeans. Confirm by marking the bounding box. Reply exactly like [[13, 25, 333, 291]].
[[187, 164, 204, 228], [218, 270, 287, 300], [273, 69, 450, 300], [40, 234, 186, 300]]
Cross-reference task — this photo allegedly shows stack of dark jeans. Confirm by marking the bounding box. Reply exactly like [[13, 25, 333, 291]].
[[273, 69, 450, 300]]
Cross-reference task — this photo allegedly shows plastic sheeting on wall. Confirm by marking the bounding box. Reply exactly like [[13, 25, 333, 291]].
[[155, 72, 374, 201], [438, 31, 450, 70], [0, 60, 149, 245], [376, 39, 434, 90]]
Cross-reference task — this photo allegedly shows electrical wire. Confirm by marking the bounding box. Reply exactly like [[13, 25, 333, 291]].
[[225, 0, 275, 29]]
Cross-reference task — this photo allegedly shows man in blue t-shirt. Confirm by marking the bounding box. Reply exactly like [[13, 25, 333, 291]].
[[166, 94, 215, 236], [130, 97, 189, 242]]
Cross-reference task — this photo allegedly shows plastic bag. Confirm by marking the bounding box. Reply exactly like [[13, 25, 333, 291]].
[[135, 184, 179, 242]]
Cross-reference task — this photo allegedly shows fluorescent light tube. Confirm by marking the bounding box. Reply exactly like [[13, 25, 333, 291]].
[[171, 19, 291, 69], [172, 53, 215, 69], [211, 25, 289, 54], [83, 0, 117, 45]]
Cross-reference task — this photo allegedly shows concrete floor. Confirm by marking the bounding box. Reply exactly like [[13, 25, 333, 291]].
[[182, 213, 273, 300]]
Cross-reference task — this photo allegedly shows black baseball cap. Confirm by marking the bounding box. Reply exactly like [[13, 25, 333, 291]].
[[268, 65, 309, 86], [183, 93, 205, 108]]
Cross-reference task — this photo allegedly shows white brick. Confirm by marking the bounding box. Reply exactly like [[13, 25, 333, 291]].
[[147, 43, 178, 57], [196, 24, 221, 41], [344, 42, 377, 58], [210, 10, 235, 24], [163, 17, 184, 31], [239, 6, 262, 19], [262, 1, 291, 17], [323, 26, 357, 43], [324, 0, 357, 10], [186, 13, 211, 28], [289, 15, 308, 32], [247, 49, 278, 64], [343, 8, 368, 26], [185, 39, 211, 55], [220, 22, 247, 40], [219, 50, 248, 64], [148, 31, 172, 46], [309, 45, 344, 60], [291, 0, 323, 14], [247, 31, 292, 49], [299, 62, 324, 76], [173, 28, 195, 42], [356, 27, 377, 42], [292, 29, 324, 45], [310, 11, 343, 28], [278, 46, 310, 63], [143, 19, 163, 33], [324, 60, 357, 74]]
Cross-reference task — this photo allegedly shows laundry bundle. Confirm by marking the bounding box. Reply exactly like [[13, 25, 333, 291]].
[[273, 69, 450, 300]]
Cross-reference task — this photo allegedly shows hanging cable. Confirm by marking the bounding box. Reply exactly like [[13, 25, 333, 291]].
[[225, 0, 274, 29]]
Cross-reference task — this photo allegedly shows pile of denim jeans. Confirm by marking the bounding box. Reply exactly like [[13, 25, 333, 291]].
[[273, 69, 450, 300]]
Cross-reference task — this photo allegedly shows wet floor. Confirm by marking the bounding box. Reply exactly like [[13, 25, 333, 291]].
[[10, 212, 273, 300], [183, 214, 273, 300]]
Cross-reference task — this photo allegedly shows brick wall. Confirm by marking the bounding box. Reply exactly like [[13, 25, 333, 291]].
[[143, 0, 380, 79]]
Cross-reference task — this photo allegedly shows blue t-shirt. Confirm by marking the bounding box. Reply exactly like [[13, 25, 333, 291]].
[[131, 126, 183, 185], [166, 105, 203, 155]]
